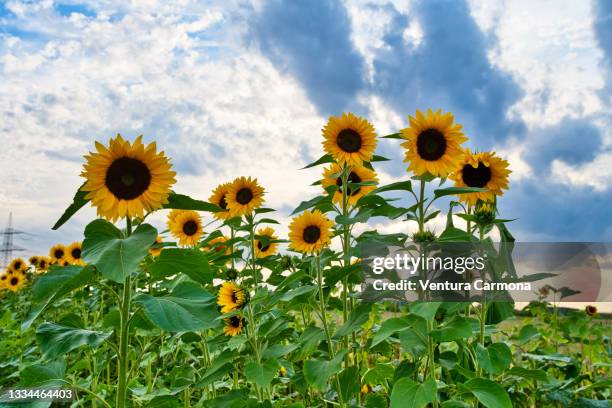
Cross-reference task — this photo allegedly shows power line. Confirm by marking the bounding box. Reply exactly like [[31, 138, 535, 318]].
[[0, 212, 28, 269]]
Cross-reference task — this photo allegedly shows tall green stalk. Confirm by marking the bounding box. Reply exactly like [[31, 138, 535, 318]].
[[340, 165, 351, 361], [116, 218, 133, 408]]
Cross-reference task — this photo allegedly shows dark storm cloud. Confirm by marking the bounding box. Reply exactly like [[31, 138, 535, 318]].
[[250, 0, 366, 115]]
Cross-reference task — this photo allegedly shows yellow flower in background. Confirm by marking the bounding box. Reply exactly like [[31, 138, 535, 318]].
[[49, 244, 66, 265], [149, 235, 164, 257], [400, 109, 467, 177], [225, 177, 265, 217], [0, 271, 9, 290], [209, 182, 233, 220], [322, 112, 377, 166], [254, 227, 279, 258], [29, 256, 40, 268], [223, 315, 245, 336], [36, 257, 50, 274], [168, 210, 203, 247], [450, 149, 510, 205], [205, 236, 231, 258], [321, 163, 378, 207], [6, 271, 26, 292], [217, 281, 247, 313], [81, 134, 176, 222], [288, 210, 334, 254], [66, 242, 85, 265], [8, 258, 26, 273]]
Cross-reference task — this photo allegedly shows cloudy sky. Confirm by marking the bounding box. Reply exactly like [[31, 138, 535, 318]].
[[0, 0, 611, 259]]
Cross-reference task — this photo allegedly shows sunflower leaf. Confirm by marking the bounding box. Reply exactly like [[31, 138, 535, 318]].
[[433, 187, 487, 199], [371, 155, 391, 162], [302, 154, 334, 169], [291, 195, 332, 215], [382, 133, 402, 139], [52, 184, 89, 230], [372, 180, 413, 194], [164, 193, 222, 212]]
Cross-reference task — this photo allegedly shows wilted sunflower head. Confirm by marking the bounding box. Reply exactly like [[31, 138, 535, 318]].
[[322, 113, 377, 166], [217, 281, 248, 313], [66, 242, 85, 265], [450, 149, 510, 205], [223, 315, 246, 336], [149, 235, 164, 257], [209, 183, 233, 220], [254, 227, 279, 258], [6, 271, 26, 292], [400, 109, 468, 177], [81, 134, 176, 222], [225, 268, 239, 281], [49, 244, 66, 264], [288, 210, 334, 254], [225, 177, 265, 217], [321, 163, 378, 208], [9, 258, 26, 273], [585, 305, 598, 316], [168, 210, 203, 247]]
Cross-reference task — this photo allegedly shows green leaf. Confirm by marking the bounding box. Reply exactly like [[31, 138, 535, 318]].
[[52, 184, 88, 230], [20, 361, 66, 387], [335, 209, 374, 225], [149, 248, 213, 284], [23, 265, 96, 330], [371, 316, 415, 347], [390, 378, 437, 408], [134, 282, 220, 332], [474, 343, 512, 374], [36, 323, 111, 359], [438, 227, 474, 242], [381, 133, 402, 139], [82, 219, 157, 283], [302, 154, 334, 169], [507, 367, 548, 382], [430, 317, 473, 342], [518, 324, 539, 343], [291, 195, 331, 215], [363, 364, 394, 385], [279, 285, 317, 302], [433, 187, 487, 199], [303, 350, 348, 390], [411, 302, 442, 322], [371, 154, 391, 162], [163, 193, 221, 212], [245, 360, 278, 388], [336, 366, 360, 401], [441, 401, 472, 408], [372, 180, 413, 194], [462, 378, 512, 408], [333, 303, 372, 338]]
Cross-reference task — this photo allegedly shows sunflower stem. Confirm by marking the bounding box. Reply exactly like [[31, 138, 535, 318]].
[[116, 218, 133, 408], [340, 164, 351, 365]]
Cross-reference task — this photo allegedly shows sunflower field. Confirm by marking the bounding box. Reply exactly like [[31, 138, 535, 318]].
[[0, 110, 610, 408]]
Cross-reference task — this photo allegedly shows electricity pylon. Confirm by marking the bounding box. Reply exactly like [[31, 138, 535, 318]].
[[0, 213, 27, 269]]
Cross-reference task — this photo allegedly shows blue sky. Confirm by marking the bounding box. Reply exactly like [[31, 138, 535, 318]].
[[0, 0, 610, 258]]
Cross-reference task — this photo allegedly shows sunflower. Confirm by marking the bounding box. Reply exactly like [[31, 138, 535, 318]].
[[225, 177, 265, 217], [209, 183, 232, 220], [322, 112, 377, 166], [168, 210, 203, 247], [206, 236, 231, 256], [400, 109, 468, 177], [49, 244, 67, 265], [585, 305, 598, 316], [36, 257, 50, 274], [149, 235, 164, 257], [450, 149, 510, 205], [81, 134, 177, 222], [66, 242, 85, 265], [254, 227, 279, 258], [8, 258, 26, 273], [6, 271, 26, 292], [29, 256, 40, 268], [288, 210, 334, 254], [217, 281, 248, 313], [223, 315, 246, 336], [321, 163, 378, 207], [0, 272, 9, 290]]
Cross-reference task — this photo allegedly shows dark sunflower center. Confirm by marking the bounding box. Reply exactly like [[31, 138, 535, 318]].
[[236, 188, 253, 205], [336, 129, 362, 153], [182, 220, 198, 236], [10, 277, 18, 285], [302, 225, 321, 244], [416, 129, 447, 161], [40, 261, 47, 268], [229, 316, 241, 327], [105, 157, 152, 200], [336, 172, 362, 196], [219, 195, 228, 210], [14, 261, 22, 270], [257, 239, 270, 252], [54, 249, 64, 259], [231, 290, 239, 303], [71, 248, 82, 259], [461, 162, 491, 188]]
